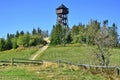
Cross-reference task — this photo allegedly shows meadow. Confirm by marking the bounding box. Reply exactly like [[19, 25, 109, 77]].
[[38, 45, 120, 67], [0, 44, 120, 80], [0, 47, 38, 60], [0, 62, 114, 80]]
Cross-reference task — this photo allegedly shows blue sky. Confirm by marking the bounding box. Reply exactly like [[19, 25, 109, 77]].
[[0, 0, 120, 38]]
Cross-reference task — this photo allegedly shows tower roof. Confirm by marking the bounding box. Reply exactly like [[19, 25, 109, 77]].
[[56, 4, 68, 10]]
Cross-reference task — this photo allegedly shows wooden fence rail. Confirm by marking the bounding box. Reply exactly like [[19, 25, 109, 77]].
[[0, 58, 120, 77], [0, 58, 43, 66], [56, 59, 120, 77]]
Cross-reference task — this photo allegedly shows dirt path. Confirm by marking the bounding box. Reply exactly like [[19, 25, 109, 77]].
[[30, 38, 50, 60]]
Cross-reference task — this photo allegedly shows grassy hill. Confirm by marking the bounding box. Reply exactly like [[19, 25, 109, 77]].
[[37, 45, 120, 67], [0, 44, 120, 80], [0, 47, 38, 60]]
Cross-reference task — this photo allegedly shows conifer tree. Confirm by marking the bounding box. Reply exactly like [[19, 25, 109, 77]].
[[50, 24, 65, 45], [0, 38, 5, 51]]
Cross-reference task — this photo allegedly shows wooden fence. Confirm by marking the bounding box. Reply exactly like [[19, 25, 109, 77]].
[[56, 59, 120, 77], [0, 58, 43, 66], [0, 58, 120, 77]]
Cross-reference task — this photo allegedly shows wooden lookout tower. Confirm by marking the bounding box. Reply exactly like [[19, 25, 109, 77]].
[[56, 4, 69, 27]]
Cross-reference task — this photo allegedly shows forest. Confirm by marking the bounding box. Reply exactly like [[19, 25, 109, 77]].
[[51, 19, 119, 47], [0, 28, 48, 51]]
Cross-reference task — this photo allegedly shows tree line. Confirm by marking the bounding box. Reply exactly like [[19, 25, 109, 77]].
[[0, 28, 48, 51], [50, 19, 119, 47]]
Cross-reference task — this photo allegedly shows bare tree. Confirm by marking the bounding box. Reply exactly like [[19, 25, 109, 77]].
[[94, 25, 115, 66]]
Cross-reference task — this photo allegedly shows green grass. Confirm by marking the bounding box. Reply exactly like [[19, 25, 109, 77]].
[[38, 46, 91, 63], [0, 47, 38, 60], [0, 44, 120, 80], [109, 48, 120, 67], [0, 66, 40, 80], [38, 45, 120, 67], [36, 67, 106, 80], [0, 44, 119, 80], [0, 63, 112, 80]]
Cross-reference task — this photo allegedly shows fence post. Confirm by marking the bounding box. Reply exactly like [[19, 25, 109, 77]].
[[115, 67, 119, 77], [58, 60, 61, 67], [11, 58, 14, 66]]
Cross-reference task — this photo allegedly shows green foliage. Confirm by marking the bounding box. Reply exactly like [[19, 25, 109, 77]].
[[0, 27, 46, 51], [29, 35, 43, 46], [29, 37, 36, 46], [50, 24, 70, 46], [70, 20, 118, 46], [17, 34, 30, 47], [0, 38, 5, 51], [65, 33, 73, 43], [20, 30, 24, 35], [8, 34, 15, 39], [11, 38, 18, 49], [71, 23, 86, 43], [109, 23, 118, 47], [50, 24, 63, 45], [17, 33, 44, 47], [86, 20, 100, 45], [32, 28, 37, 35], [15, 30, 20, 37], [37, 27, 42, 35], [4, 39, 12, 50]]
